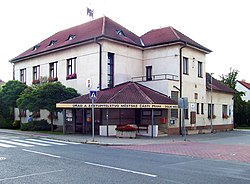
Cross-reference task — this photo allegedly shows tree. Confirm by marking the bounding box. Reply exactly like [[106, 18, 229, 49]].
[[0, 80, 27, 121], [17, 82, 80, 131], [220, 68, 246, 127]]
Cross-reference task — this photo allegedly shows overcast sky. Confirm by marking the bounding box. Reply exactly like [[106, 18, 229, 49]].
[[0, 0, 249, 82]]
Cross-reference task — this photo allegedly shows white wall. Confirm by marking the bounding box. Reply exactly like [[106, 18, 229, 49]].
[[236, 82, 250, 102]]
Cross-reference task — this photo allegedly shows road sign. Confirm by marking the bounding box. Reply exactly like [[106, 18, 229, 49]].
[[89, 91, 97, 99]]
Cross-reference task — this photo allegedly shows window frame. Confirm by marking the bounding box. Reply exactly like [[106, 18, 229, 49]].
[[198, 61, 203, 78], [183, 57, 189, 75], [49, 62, 58, 79], [20, 68, 26, 84], [146, 66, 152, 81], [107, 52, 114, 88], [197, 103, 200, 114], [33, 65, 40, 81], [66, 58, 77, 80]]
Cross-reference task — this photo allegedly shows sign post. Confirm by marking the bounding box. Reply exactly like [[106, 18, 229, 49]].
[[90, 90, 97, 141], [178, 97, 188, 141]]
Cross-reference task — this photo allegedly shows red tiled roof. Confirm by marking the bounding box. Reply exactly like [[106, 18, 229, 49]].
[[141, 27, 211, 52], [238, 80, 250, 90], [206, 73, 235, 94], [10, 17, 141, 62], [61, 82, 177, 105], [10, 17, 211, 62]]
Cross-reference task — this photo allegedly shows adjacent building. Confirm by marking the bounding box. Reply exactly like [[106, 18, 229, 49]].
[[10, 16, 234, 136], [236, 80, 250, 102]]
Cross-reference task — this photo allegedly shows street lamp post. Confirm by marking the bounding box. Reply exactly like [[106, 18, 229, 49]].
[[210, 73, 214, 133]]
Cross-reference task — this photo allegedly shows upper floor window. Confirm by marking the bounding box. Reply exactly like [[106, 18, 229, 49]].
[[48, 40, 57, 46], [49, 62, 58, 82], [33, 65, 40, 81], [107, 52, 114, 88], [146, 66, 152, 81], [66, 34, 76, 41], [198, 61, 203, 78], [183, 57, 188, 75], [32, 45, 40, 51], [66, 58, 77, 80], [20, 68, 26, 84]]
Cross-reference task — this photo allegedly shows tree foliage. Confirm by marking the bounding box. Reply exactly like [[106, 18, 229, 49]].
[[220, 68, 250, 127], [0, 80, 27, 120], [17, 82, 80, 131]]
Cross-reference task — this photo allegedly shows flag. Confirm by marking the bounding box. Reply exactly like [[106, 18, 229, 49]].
[[87, 7, 94, 18]]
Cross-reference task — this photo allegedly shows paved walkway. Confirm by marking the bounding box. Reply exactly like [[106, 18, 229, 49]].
[[1, 129, 250, 163]]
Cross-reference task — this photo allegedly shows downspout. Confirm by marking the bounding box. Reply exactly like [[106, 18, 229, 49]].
[[179, 42, 187, 135], [94, 37, 102, 90], [95, 38, 103, 126]]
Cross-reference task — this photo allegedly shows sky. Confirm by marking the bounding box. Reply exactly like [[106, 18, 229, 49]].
[[0, 0, 249, 82]]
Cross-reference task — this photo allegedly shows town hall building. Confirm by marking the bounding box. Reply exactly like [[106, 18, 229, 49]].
[[10, 16, 234, 136]]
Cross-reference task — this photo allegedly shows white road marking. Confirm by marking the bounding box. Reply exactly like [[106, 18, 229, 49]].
[[12, 139, 51, 146], [26, 139, 66, 145], [0, 140, 33, 147], [0, 143, 16, 148], [41, 138, 81, 145], [22, 149, 61, 158], [0, 170, 64, 182], [84, 161, 157, 178], [0, 157, 6, 160]]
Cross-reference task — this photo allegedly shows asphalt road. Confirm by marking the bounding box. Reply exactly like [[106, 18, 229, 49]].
[[1, 133, 250, 184]]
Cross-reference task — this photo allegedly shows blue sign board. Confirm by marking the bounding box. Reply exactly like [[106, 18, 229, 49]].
[[89, 91, 97, 99]]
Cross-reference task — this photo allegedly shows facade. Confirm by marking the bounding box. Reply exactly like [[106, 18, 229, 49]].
[[236, 80, 250, 101], [10, 16, 234, 135]]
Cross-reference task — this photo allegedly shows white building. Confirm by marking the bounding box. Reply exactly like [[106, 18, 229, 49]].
[[236, 80, 250, 102], [10, 16, 234, 135]]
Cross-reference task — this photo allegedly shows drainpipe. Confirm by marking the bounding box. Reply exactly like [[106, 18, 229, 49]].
[[179, 42, 187, 135], [94, 38, 102, 90], [95, 38, 103, 126]]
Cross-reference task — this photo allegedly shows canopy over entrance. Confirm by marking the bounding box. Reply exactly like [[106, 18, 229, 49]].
[[56, 82, 177, 109]]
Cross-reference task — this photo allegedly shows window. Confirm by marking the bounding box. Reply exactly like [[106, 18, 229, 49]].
[[197, 103, 200, 114], [183, 57, 188, 75], [208, 104, 214, 118], [184, 109, 189, 119], [198, 61, 203, 78], [201, 103, 204, 114], [116, 30, 126, 36], [33, 65, 40, 81], [49, 62, 58, 81], [66, 58, 77, 80], [107, 52, 114, 88], [48, 40, 57, 46], [194, 93, 198, 99], [171, 91, 179, 118], [20, 68, 26, 83], [146, 66, 152, 81], [222, 105, 228, 118], [66, 34, 76, 41], [32, 45, 40, 51]]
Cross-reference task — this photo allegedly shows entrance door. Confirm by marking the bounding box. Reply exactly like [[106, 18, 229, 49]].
[[75, 109, 83, 133]]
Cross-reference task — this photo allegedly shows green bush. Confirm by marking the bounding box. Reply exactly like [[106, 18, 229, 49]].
[[0, 117, 14, 129], [21, 119, 51, 131], [12, 120, 21, 129]]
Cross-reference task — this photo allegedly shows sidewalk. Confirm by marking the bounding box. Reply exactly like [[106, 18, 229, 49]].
[[0, 129, 190, 145], [0, 128, 250, 146]]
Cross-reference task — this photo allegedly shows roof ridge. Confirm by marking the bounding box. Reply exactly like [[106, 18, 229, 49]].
[[134, 83, 154, 104], [107, 84, 129, 102], [102, 16, 106, 35], [170, 26, 180, 40]]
